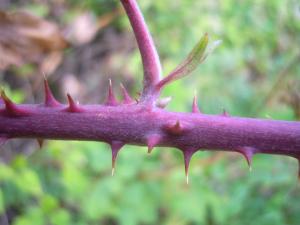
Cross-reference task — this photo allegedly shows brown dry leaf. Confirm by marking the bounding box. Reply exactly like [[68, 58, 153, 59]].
[[0, 10, 68, 72], [65, 7, 122, 46]]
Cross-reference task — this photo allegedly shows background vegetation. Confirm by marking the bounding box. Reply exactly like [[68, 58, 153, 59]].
[[0, 0, 299, 224]]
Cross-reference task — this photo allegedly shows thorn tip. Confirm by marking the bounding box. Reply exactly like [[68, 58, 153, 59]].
[[110, 141, 125, 176], [0, 90, 27, 116], [66, 93, 83, 112], [44, 79, 60, 107], [147, 134, 161, 154], [182, 148, 197, 185], [192, 92, 201, 113], [105, 79, 118, 106], [120, 83, 134, 104], [111, 167, 115, 176], [165, 120, 184, 135], [237, 147, 256, 171], [37, 139, 44, 149]]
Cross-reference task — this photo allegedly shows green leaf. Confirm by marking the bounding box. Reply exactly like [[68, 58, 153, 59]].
[[160, 33, 209, 87], [50, 209, 71, 225]]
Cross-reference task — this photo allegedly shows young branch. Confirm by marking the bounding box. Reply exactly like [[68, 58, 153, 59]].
[[120, 0, 161, 101]]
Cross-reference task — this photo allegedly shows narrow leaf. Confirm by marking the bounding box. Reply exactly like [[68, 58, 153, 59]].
[[157, 33, 209, 89]]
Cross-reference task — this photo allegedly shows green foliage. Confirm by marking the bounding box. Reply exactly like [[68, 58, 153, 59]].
[[1, 0, 300, 224]]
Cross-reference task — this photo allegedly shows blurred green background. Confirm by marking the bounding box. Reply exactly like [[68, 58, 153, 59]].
[[0, 0, 300, 224]]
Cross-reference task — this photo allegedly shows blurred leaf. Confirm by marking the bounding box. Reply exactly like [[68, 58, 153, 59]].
[[50, 208, 71, 225], [13, 207, 44, 225], [0, 10, 68, 73]]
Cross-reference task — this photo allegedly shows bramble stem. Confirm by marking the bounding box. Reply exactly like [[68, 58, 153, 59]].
[[0, 104, 299, 157], [0, 0, 299, 180]]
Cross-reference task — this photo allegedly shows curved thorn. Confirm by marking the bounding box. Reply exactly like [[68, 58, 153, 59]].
[[105, 80, 118, 106], [182, 148, 197, 185], [165, 120, 183, 135], [110, 141, 125, 176], [147, 134, 161, 154], [0, 90, 27, 116], [44, 79, 60, 107], [37, 139, 44, 149], [192, 92, 200, 113], [66, 94, 83, 112], [120, 83, 134, 104], [237, 147, 256, 171]]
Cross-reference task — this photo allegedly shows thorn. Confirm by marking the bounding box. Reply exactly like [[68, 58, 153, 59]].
[[0, 137, 8, 146], [192, 91, 200, 113], [147, 134, 161, 154], [182, 148, 196, 185], [156, 97, 172, 109], [110, 141, 125, 176], [165, 120, 183, 135], [66, 94, 83, 112], [37, 139, 44, 149], [105, 79, 118, 106], [44, 79, 60, 107], [0, 90, 27, 116], [120, 83, 134, 104], [237, 147, 256, 171], [222, 109, 230, 117]]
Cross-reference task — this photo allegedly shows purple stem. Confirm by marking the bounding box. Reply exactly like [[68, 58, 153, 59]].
[[120, 0, 161, 102], [0, 103, 299, 156], [0, 0, 299, 180]]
